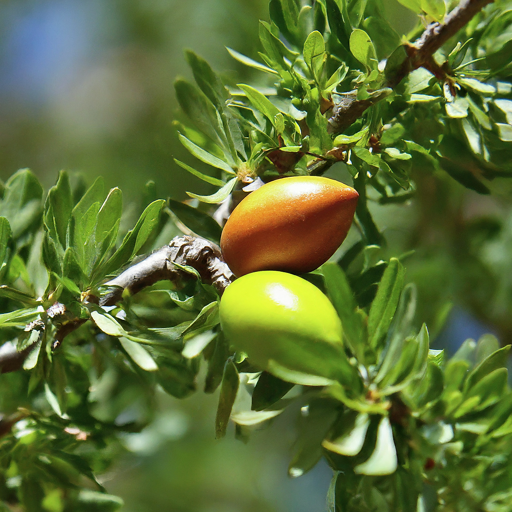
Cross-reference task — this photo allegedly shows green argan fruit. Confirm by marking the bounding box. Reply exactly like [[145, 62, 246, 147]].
[[219, 271, 350, 385]]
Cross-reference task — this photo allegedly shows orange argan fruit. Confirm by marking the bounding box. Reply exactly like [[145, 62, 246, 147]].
[[220, 176, 359, 277]]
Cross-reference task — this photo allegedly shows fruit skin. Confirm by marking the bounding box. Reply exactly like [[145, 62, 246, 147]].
[[219, 271, 346, 384], [220, 176, 359, 277]]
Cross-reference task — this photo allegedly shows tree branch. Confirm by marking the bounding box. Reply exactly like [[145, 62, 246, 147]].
[[327, 0, 494, 134], [100, 236, 234, 306], [0, 236, 234, 374]]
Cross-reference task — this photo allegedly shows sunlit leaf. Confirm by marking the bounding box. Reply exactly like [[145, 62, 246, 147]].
[[354, 417, 397, 475]]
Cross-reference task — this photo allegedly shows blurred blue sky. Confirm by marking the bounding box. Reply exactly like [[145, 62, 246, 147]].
[[0, 0, 113, 105]]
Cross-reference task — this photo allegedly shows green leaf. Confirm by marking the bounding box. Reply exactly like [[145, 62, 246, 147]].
[[368, 258, 405, 352], [96, 188, 123, 251], [363, 17, 401, 60], [464, 346, 511, 392], [333, 126, 369, 145], [204, 332, 230, 393], [71, 176, 104, 224], [23, 338, 42, 370], [384, 44, 409, 83], [0, 169, 43, 238], [380, 123, 406, 146], [20, 479, 45, 512], [168, 199, 222, 242], [268, 0, 296, 45], [384, 148, 411, 160], [495, 99, 512, 124], [43, 232, 63, 276], [439, 157, 490, 195], [379, 327, 428, 394], [238, 84, 281, 126], [251, 372, 295, 411], [349, 29, 378, 71], [185, 50, 227, 112], [156, 357, 197, 398], [0, 307, 41, 328], [91, 310, 125, 337], [175, 78, 225, 145], [51, 450, 103, 489], [420, 0, 445, 21], [354, 173, 382, 246], [497, 123, 512, 142], [0, 217, 12, 269], [475, 334, 500, 365], [353, 146, 380, 167], [187, 177, 237, 204], [174, 159, 226, 187], [71, 200, 100, 272], [325, 64, 349, 93], [322, 262, 365, 362], [0, 285, 39, 306], [226, 47, 278, 75], [325, 0, 350, 51], [178, 133, 235, 175], [354, 416, 397, 475], [45, 171, 73, 249], [183, 302, 220, 337], [259, 20, 299, 68], [98, 199, 165, 278], [289, 399, 338, 477], [445, 96, 469, 118], [395, 0, 421, 13], [303, 31, 326, 82], [465, 368, 508, 412], [347, 0, 368, 27], [76, 490, 123, 512], [44, 382, 65, 418], [182, 330, 217, 359], [215, 359, 239, 438], [119, 337, 158, 371], [375, 283, 417, 381], [323, 413, 370, 456]]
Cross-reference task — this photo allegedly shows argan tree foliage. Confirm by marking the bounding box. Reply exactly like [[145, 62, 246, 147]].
[[2, 0, 512, 510]]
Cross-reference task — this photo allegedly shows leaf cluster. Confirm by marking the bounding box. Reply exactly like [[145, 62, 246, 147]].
[[175, 0, 512, 221], [0, 170, 224, 510]]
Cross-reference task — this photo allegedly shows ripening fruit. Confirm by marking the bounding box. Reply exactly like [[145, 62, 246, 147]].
[[219, 271, 346, 384], [220, 176, 359, 277]]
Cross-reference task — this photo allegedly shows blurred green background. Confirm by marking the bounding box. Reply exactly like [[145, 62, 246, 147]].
[[0, 0, 511, 510]]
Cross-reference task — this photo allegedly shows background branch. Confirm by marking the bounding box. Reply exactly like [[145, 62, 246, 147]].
[[327, 0, 494, 134]]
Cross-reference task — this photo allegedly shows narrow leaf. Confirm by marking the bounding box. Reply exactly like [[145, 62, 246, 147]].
[[251, 372, 295, 411], [322, 413, 370, 456], [168, 199, 222, 242], [0, 217, 12, 268], [216, 359, 239, 438], [238, 84, 281, 126], [178, 134, 235, 174], [187, 177, 237, 204], [368, 258, 405, 352], [322, 263, 365, 361], [226, 47, 278, 74], [119, 337, 158, 371], [174, 159, 226, 186], [354, 416, 397, 475], [98, 200, 165, 278], [185, 50, 227, 112]]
